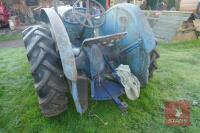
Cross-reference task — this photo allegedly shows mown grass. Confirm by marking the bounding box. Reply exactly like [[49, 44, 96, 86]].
[[0, 40, 200, 133], [0, 33, 22, 42]]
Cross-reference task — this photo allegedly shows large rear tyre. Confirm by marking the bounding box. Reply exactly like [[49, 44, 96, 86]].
[[23, 26, 68, 117]]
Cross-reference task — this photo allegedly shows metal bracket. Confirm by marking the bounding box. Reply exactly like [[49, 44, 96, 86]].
[[101, 82, 128, 112]]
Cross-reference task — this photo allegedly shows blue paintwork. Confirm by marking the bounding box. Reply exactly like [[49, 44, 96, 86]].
[[40, 3, 156, 113], [99, 4, 156, 85], [100, 4, 156, 53]]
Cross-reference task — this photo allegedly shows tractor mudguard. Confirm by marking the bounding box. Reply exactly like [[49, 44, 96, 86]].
[[40, 8, 77, 81], [40, 8, 88, 114], [99, 4, 156, 85]]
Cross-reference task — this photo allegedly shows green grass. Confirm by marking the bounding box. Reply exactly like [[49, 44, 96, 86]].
[[0, 40, 200, 133], [0, 33, 22, 42]]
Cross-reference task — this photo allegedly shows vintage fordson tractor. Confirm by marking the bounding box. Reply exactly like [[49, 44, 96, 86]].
[[22, 0, 159, 117]]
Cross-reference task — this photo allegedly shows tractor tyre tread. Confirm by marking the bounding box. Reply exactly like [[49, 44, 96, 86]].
[[23, 26, 68, 117]]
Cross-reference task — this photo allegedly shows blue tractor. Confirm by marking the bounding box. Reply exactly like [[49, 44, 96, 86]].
[[22, 0, 159, 117]]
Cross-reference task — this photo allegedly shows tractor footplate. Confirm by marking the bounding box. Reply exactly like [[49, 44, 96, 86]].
[[91, 79, 124, 100], [91, 79, 127, 112]]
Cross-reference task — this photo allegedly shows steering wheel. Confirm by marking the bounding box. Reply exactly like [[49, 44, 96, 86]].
[[72, 0, 105, 28]]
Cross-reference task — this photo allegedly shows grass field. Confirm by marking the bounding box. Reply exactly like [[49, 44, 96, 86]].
[[0, 33, 22, 42], [0, 40, 200, 133]]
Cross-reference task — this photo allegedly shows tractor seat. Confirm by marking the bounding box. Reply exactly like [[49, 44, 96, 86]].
[[72, 32, 127, 57], [82, 32, 127, 47]]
